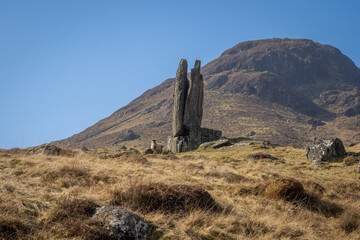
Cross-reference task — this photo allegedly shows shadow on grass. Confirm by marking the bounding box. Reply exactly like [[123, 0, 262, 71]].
[[111, 183, 222, 214], [238, 177, 343, 218], [299, 193, 343, 217]]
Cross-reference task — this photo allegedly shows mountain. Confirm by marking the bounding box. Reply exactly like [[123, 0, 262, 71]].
[[54, 38, 360, 149]]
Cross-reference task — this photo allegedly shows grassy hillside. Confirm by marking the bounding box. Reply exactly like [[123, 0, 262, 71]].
[[1, 143, 360, 239]]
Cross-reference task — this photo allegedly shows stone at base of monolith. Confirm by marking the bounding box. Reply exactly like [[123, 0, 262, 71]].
[[167, 128, 222, 153]]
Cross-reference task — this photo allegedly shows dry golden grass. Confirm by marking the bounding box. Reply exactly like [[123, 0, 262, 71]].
[[1, 143, 360, 239]]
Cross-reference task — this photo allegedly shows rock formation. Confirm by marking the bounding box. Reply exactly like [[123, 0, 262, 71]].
[[172, 59, 189, 137], [184, 60, 204, 131], [167, 60, 221, 152], [94, 206, 153, 240], [306, 137, 346, 166]]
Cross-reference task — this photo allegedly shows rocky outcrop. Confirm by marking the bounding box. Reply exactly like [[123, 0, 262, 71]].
[[27, 144, 75, 157], [113, 129, 140, 144], [169, 128, 222, 153], [358, 162, 360, 174], [306, 137, 346, 166], [94, 206, 153, 240], [168, 60, 221, 152]]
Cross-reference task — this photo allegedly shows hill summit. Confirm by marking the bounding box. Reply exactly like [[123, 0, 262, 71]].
[[55, 38, 360, 148]]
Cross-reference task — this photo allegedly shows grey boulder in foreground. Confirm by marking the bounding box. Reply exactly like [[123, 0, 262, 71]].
[[306, 137, 346, 166], [94, 206, 153, 240]]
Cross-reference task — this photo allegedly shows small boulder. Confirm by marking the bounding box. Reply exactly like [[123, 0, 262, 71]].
[[306, 137, 346, 165], [94, 206, 153, 240], [198, 141, 216, 150], [212, 139, 232, 149], [119, 145, 127, 150], [260, 140, 271, 149], [246, 131, 256, 137], [249, 152, 278, 161], [81, 146, 89, 152]]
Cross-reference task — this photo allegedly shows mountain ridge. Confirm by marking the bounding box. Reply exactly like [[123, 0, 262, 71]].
[[54, 38, 360, 149]]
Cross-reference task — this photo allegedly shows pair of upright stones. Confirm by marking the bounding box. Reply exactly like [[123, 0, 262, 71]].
[[167, 59, 221, 153]]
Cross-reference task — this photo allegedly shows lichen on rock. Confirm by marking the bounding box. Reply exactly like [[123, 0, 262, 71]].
[[94, 206, 153, 240]]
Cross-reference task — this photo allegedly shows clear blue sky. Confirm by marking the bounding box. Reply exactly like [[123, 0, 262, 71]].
[[1, 0, 359, 149]]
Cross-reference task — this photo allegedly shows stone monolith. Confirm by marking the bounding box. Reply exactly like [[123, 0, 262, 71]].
[[172, 59, 188, 137], [167, 59, 221, 153]]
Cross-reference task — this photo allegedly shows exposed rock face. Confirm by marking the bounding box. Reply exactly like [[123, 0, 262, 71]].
[[118, 130, 140, 142], [306, 137, 346, 166], [168, 60, 221, 152], [358, 162, 360, 174], [94, 206, 153, 240], [307, 119, 325, 127]]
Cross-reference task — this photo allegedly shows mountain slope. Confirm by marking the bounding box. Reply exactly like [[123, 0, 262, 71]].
[[54, 38, 360, 149]]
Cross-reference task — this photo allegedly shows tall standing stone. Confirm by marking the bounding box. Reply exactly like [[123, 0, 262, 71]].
[[184, 60, 204, 132], [183, 60, 204, 148], [168, 59, 222, 153], [172, 59, 189, 137]]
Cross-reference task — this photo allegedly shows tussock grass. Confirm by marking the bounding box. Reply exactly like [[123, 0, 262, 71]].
[[0, 214, 33, 240], [111, 183, 221, 213], [343, 156, 360, 166], [1, 144, 360, 239], [43, 198, 109, 239], [339, 212, 360, 234], [263, 178, 305, 201]]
